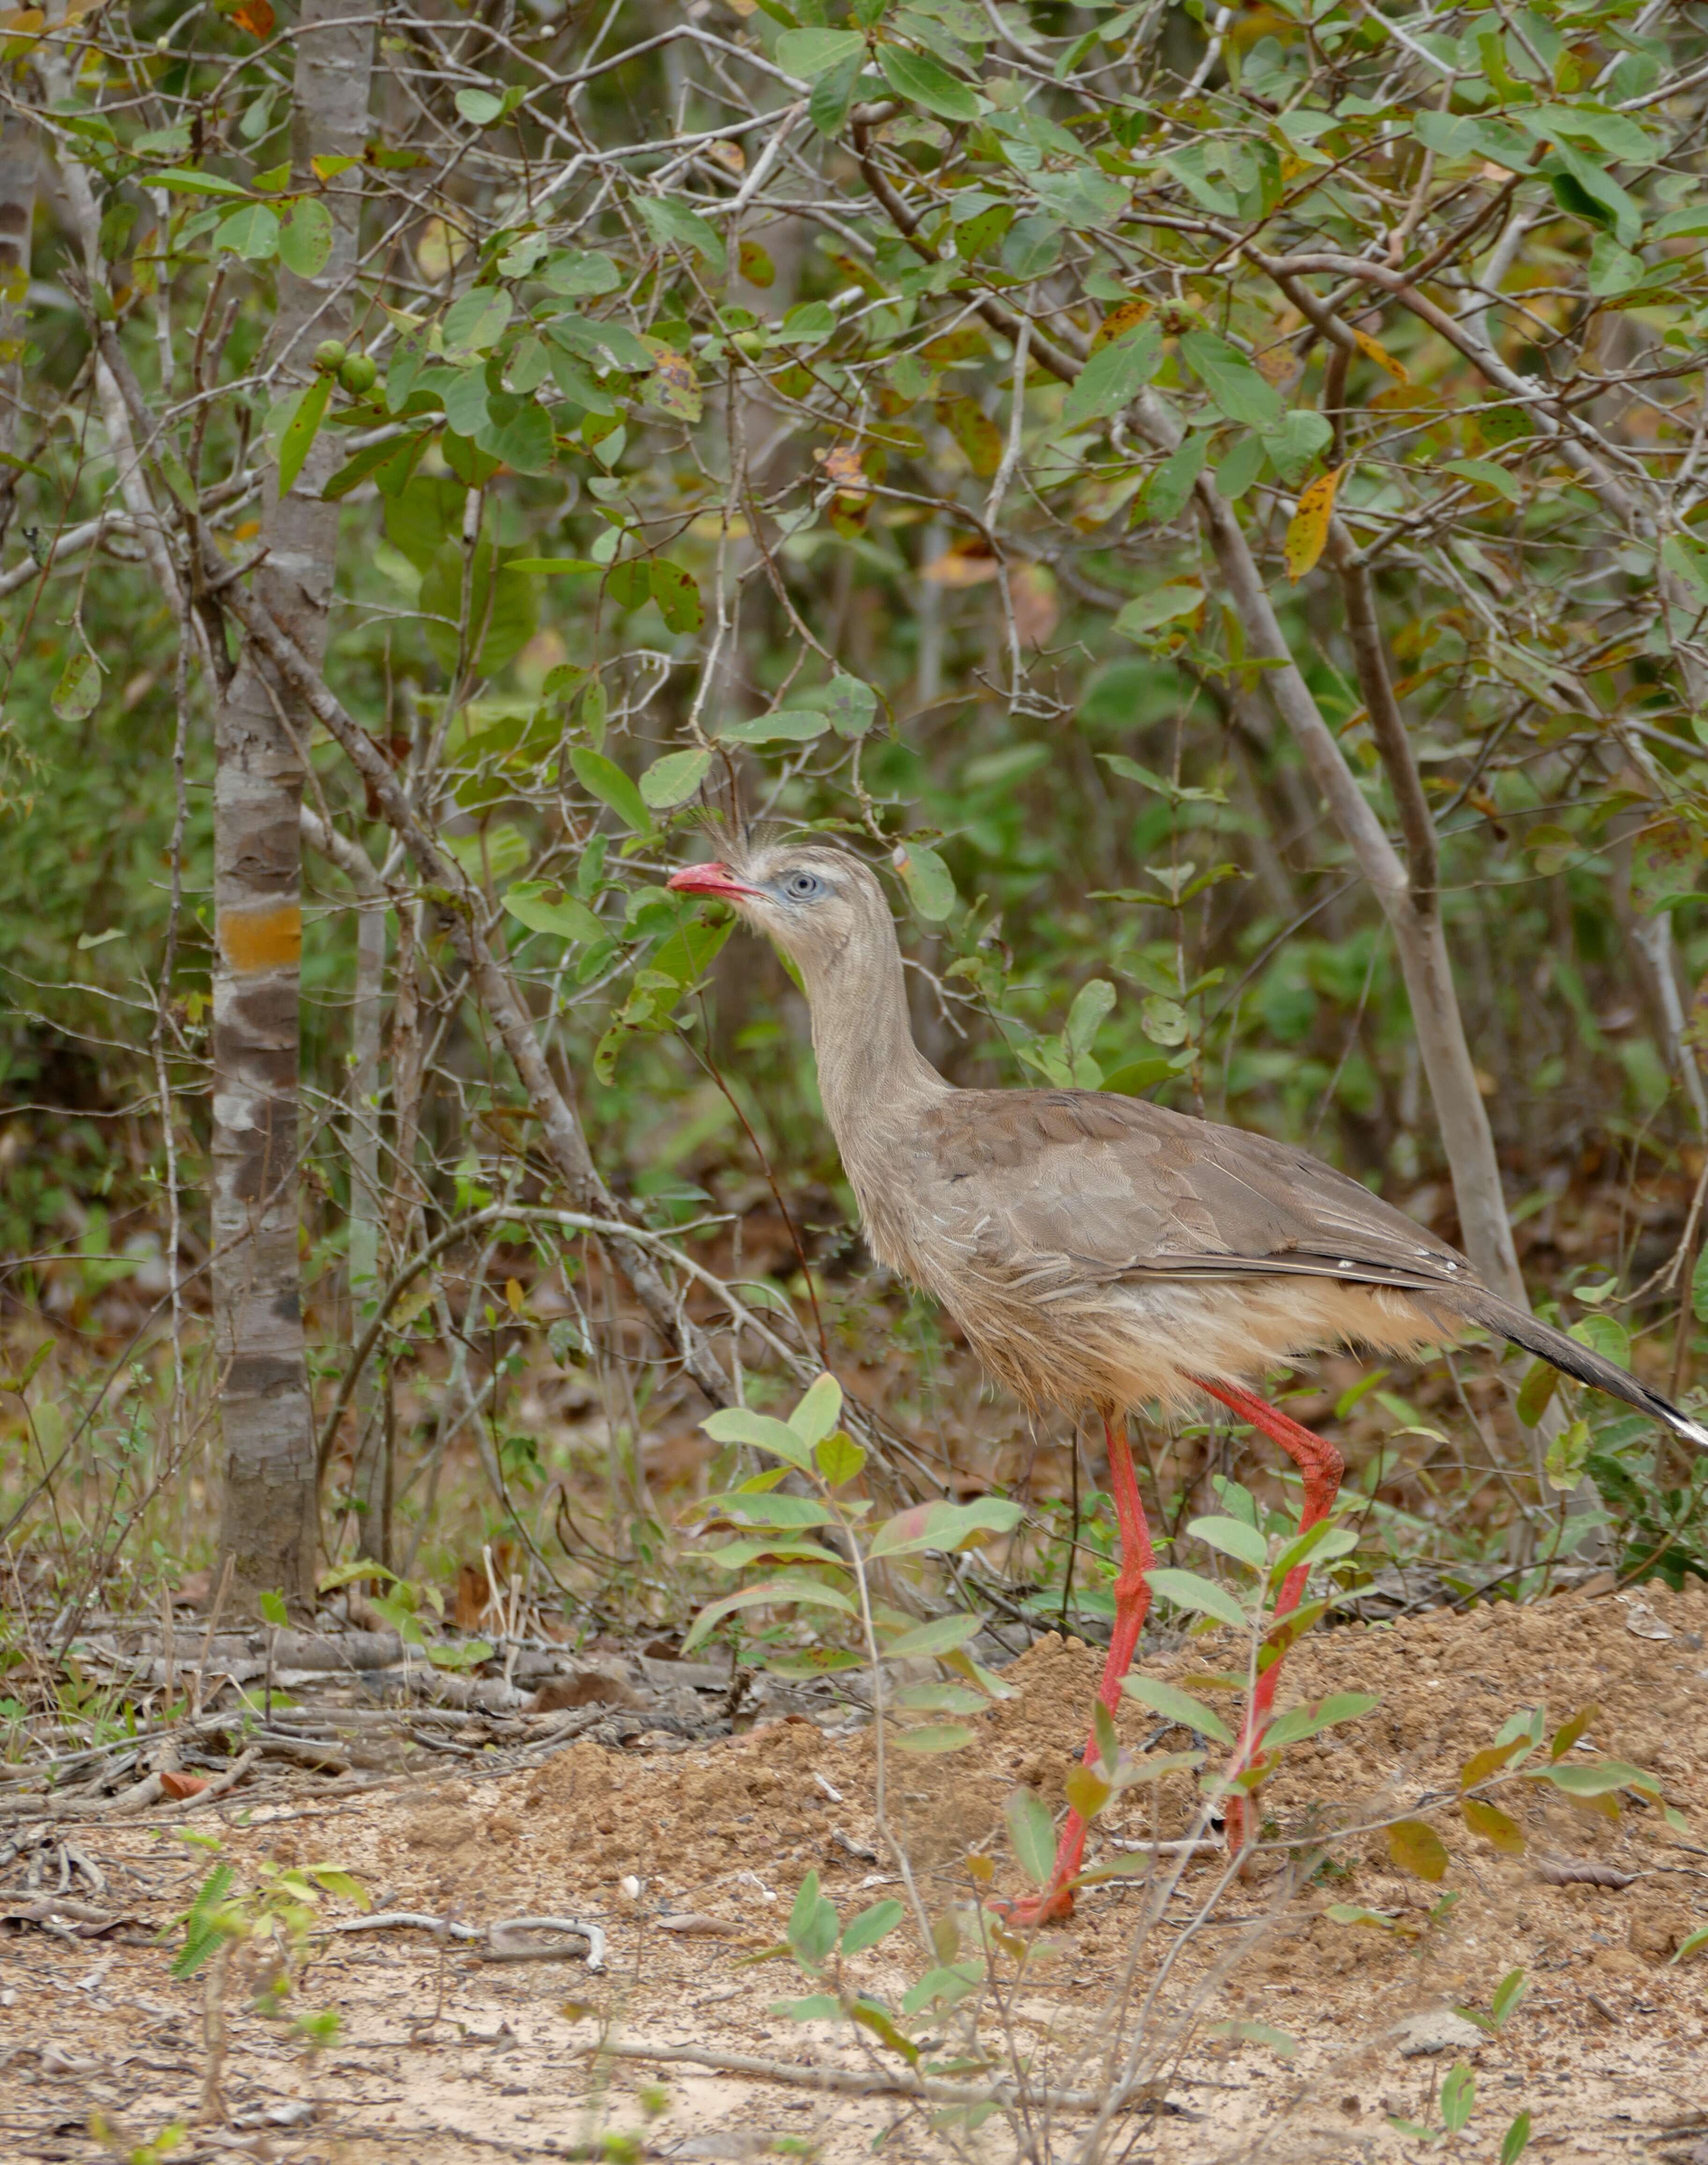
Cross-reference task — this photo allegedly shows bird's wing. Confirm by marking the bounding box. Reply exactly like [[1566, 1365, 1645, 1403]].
[[909, 1088, 1480, 1297]]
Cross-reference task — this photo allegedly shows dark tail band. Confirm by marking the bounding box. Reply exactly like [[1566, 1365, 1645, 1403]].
[[1460, 1290, 1708, 1451]]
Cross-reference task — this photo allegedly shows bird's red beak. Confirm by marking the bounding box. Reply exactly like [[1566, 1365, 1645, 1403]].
[[667, 861, 762, 903]]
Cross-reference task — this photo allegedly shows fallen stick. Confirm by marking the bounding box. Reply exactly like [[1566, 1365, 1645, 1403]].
[[331, 1910, 608, 1972], [577, 2039, 1186, 2113]]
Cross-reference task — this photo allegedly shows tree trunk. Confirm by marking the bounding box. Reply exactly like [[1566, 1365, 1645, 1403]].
[[0, 110, 35, 550], [1179, 455, 1527, 1303], [214, 0, 373, 1612], [348, 899, 390, 1567]]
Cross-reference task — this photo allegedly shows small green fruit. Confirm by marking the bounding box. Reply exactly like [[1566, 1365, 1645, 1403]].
[[339, 353, 378, 395], [731, 331, 766, 359], [312, 338, 347, 372]]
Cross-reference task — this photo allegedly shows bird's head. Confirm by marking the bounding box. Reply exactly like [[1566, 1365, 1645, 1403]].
[[668, 841, 892, 984]]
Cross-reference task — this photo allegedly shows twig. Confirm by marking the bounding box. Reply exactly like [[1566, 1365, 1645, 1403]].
[[331, 1910, 607, 1970], [580, 2037, 1188, 2112]]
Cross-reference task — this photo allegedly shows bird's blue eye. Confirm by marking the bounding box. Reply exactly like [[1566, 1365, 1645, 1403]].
[[783, 870, 824, 901]]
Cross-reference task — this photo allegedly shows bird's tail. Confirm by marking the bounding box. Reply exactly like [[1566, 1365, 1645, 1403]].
[[1458, 1289, 1708, 1451]]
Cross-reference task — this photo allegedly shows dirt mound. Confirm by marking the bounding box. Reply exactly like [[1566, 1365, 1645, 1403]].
[[5, 1580, 1706, 2161]]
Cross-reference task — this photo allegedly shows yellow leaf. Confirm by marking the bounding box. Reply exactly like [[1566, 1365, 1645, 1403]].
[[1064, 1765, 1111, 1820], [1352, 328, 1407, 382], [1387, 1817, 1450, 1882], [1284, 464, 1342, 583], [1460, 1797, 1525, 1855], [505, 1277, 524, 1316], [1090, 297, 1151, 353]]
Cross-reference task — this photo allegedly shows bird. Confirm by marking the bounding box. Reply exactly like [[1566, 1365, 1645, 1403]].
[[668, 839, 1708, 1921]]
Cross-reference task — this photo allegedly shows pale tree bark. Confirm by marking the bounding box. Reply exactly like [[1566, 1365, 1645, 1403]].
[[214, 0, 373, 1612], [212, 557, 735, 1410], [348, 901, 388, 1562], [0, 109, 35, 550], [301, 805, 392, 1563], [1168, 440, 1528, 1305]]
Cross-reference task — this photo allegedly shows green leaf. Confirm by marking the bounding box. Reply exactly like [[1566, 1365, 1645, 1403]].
[[639, 747, 712, 810], [507, 558, 602, 577], [891, 840, 956, 921], [456, 86, 506, 125], [1409, 108, 1533, 173], [1186, 1513, 1269, 1572], [278, 196, 333, 279], [1178, 331, 1282, 427], [479, 397, 555, 476], [787, 1870, 840, 1968], [651, 559, 705, 634], [868, 1498, 1023, 1559], [698, 1491, 832, 1530], [1568, 1309, 1630, 1368], [540, 249, 621, 296], [826, 672, 878, 738], [1114, 583, 1203, 639], [1064, 979, 1115, 1057], [1541, 1759, 1659, 1797], [155, 167, 252, 197], [881, 1612, 986, 1660], [1441, 2062, 1475, 2137], [1515, 1359, 1558, 1427], [1671, 1923, 1708, 1964], [815, 1430, 865, 1488], [1543, 1417, 1591, 1493], [791, 1372, 843, 1448], [1261, 1692, 1378, 1750], [1546, 140, 1642, 246], [214, 202, 279, 259], [1120, 1673, 1234, 1747], [442, 287, 513, 357], [773, 1991, 840, 2020], [502, 884, 604, 945], [278, 374, 332, 494], [1664, 534, 1708, 611], [1500, 2109, 1533, 2165], [1141, 432, 1210, 523], [701, 1407, 816, 1468], [701, 1537, 843, 1572], [1491, 1967, 1529, 2026], [716, 711, 829, 746], [681, 1577, 857, 1655], [1061, 323, 1162, 430], [1004, 1787, 1057, 1888], [52, 645, 103, 723], [1323, 1902, 1396, 1931], [841, 1899, 904, 1956], [777, 26, 865, 74], [258, 1590, 289, 1627], [308, 1866, 370, 1908], [877, 45, 983, 123], [1144, 1565, 1250, 1631], [634, 195, 728, 277], [569, 747, 655, 834], [893, 1722, 976, 1753]]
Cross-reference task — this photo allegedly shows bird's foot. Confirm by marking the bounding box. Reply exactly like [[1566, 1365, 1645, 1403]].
[[988, 1880, 1075, 1929]]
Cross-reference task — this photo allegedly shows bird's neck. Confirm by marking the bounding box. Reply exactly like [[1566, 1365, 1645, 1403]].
[[798, 932, 948, 1158]]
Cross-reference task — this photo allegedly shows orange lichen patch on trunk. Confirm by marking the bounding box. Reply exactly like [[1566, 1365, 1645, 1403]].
[[218, 904, 302, 974]]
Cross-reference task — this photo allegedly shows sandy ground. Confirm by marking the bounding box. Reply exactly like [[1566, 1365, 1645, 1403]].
[[4, 1575, 1707, 2164]]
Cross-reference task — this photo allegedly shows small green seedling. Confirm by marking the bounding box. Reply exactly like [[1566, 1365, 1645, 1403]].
[[682, 1373, 1019, 1748], [1455, 1966, 1527, 2037]]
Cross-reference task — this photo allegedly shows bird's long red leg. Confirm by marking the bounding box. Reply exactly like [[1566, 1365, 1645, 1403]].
[[1004, 1416, 1154, 1926], [1191, 1377, 1345, 1850]]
